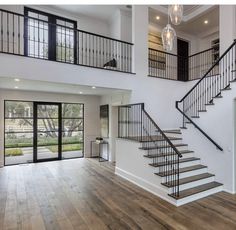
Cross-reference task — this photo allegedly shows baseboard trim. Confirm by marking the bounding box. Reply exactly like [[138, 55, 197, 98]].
[[223, 188, 236, 194], [115, 166, 177, 206]]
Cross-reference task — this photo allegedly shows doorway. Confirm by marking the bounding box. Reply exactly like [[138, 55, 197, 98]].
[[34, 102, 62, 162], [177, 38, 189, 81], [4, 100, 84, 166]]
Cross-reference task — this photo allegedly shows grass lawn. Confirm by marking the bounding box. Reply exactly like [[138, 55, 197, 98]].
[[48, 144, 82, 153], [5, 148, 23, 157]]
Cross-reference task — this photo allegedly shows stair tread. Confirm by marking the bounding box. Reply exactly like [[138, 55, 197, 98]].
[[149, 157, 200, 167], [144, 150, 194, 158], [140, 136, 182, 142], [162, 173, 215, 188], [155, 164, 207, 177], [140, 143, 188, 150], [123, 135, 181, 142], [198, 110, 207, 112], [169, 182, 223, 200], [163, 129, 181, 134]]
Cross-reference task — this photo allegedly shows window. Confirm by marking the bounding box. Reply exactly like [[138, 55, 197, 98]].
[[24, 7, 77, 63], [4, 100, 84, 166], [62, 103, 84, 159], [4, 101, 34, 165]]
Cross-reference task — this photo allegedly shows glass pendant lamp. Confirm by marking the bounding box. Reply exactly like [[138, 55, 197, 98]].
[[161, 24, 176, 51], [168, 5, 183, 25]]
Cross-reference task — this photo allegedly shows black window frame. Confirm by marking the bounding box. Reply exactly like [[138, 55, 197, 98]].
[[4, 100, 84, 166], [24, 7, 77, 63]]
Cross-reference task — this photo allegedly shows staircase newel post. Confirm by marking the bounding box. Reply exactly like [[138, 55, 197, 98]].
[[141, 103, 144, 142], [177, 157, 180, 197]]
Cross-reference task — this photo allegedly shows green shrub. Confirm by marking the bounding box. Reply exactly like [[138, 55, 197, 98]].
[[5, 148, 23, 157]]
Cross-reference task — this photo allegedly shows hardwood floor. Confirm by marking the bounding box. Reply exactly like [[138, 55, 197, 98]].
[[0, 158, 236, 230]]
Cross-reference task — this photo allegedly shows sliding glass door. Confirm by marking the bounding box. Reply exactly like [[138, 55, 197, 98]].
[[4, 101, 84, 166]]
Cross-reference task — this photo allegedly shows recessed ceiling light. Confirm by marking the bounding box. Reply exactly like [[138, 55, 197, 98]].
[[14, 78, 20, 82], [92, 86, 96, 89], [156, 16, 160, 20], [14, 86, 19, 89], [79, 91, 83, 94], [204, 20, 208, 24]]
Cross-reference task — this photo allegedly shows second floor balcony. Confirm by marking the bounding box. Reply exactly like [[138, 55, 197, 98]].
[[0, 5, 224, 83]]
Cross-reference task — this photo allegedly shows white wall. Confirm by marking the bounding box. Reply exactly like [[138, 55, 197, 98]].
[[198, 31, 219, 51], [100, 93, 130, 162], [180, 79, 236, 193], [220, 5, 236, 55], [0, 89, 101, 166], [109, 9, 132, 43]]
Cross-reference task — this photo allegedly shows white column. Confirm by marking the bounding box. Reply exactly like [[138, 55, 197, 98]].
[[219, 5, 236, 55], [132, 5, 148, 76]]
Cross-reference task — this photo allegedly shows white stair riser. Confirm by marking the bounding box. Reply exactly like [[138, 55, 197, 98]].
[[167, 176, 215, 193], [146, 152, 194, 162], [155, 160, 201, 173], [176, 185, 223, 206], [160, 167, 208, 183], [141, 146, 189, 152], [179, 167, 208, 179], [178, 160, 200, 168]]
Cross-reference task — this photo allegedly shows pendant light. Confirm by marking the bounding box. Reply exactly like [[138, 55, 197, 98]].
[[161, 23, 176, 51], [168, 5, 183, 25]]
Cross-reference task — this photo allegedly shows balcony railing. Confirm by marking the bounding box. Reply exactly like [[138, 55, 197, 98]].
[[0, 8, 133, 73], [149, 47, 217, 81]]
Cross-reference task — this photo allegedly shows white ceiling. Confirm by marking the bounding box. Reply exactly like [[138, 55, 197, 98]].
[[149, 5, 219, 36], [0, 77, 130, 96], [46, 5, 131, 21], [161, 5, 202, 16]]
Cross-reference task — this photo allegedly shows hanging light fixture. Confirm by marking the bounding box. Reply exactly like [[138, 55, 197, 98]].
[[161, 24, 176, 51], [168, 5, 183, 25]]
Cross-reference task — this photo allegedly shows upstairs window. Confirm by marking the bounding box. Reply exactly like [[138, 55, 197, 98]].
[[24, 7, 77, 63]]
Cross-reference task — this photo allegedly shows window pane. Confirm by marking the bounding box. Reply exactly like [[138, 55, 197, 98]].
[[37, 104, 59, 118], [62, 131, 83, 144], [62, 119, 83, 132], [37, 145, 58, 160], [56, 21, 75, 63], [5, 132, 33, 148], [62, 143, 83, 159], [5, 119, 33, 133], [5, 101, 33, 118], [62, 103, 83, 118], [37, 133, 58, 147], [27, 14, 48, 59], [37, 119, 59, 132]]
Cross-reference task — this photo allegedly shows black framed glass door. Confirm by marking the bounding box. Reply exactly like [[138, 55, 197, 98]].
[[34, 102, 62, 162], [4, 100, 84, 166]]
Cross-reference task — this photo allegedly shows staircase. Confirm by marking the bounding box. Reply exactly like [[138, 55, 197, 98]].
[[176, 40, 236, 150], [118, 103, 223, 206]]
